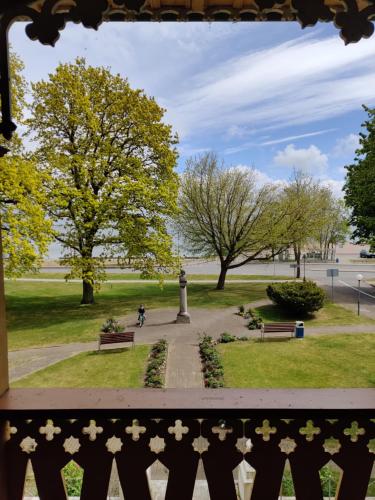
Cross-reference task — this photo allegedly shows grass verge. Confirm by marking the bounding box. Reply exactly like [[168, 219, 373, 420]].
[[217, 334, 375, 388], [254, 300, 375, 326], [12, 345, 150, 388], [18, 272, 290, 281], [5, 281, 266, 350]]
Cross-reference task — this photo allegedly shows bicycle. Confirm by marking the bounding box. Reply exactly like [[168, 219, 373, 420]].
[[138, 313, 145, 327]]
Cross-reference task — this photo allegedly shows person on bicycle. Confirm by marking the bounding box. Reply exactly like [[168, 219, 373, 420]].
[[138, 304, 146, 327]]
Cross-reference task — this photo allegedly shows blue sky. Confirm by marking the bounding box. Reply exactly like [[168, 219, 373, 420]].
[[10, 21, 375, 201]]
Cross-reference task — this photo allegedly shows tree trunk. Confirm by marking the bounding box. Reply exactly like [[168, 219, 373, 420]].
[[216, 265, 228, 290], [81, 280, 94, 305], [294, 245, 301, 279]]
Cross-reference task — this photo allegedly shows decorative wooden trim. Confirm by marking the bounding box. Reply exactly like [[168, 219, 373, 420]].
[[0, 0, 375, 143], [0, 394, 374, 499]]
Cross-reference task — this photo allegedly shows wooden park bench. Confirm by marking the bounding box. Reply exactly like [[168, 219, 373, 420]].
[[260, 322, 295, 341], [98, 331, 135, 351]]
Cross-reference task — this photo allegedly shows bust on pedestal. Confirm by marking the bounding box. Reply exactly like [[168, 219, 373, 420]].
[[176, 269, 191, 324]]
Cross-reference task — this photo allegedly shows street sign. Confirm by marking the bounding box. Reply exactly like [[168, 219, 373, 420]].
[[326, 269, 339, 277], [290, 264, 297, 268]]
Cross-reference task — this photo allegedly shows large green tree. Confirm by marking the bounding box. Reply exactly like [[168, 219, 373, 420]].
[[344, 106, 375, 246], [28, 58, 179, 304], [177, 153, 292, 290], [0, 51, 52, 276]]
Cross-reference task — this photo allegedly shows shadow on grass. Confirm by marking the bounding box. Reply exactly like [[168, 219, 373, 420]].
[[255, 337, 293, 343], [256, 304, 315, 322], [6, 282, 267, 334], [90, 347, 133, 355]]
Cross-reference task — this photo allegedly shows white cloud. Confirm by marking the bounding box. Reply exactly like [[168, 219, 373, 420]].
[[332, 133, 360, 158], [165, 34, 375, 138], [260, 129, 336, 146], [231, 165, 288, 189], [320, 179, 345, 199], [274, 144, 328, 174]]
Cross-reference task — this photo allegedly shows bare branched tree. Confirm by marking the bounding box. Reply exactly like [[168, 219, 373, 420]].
[[177, 153, 291, 289]]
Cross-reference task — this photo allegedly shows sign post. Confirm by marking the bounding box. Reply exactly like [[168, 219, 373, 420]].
[[326, 268, 339, 301]]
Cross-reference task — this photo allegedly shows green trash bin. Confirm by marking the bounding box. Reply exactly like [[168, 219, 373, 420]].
[[295, 321, 304, 338]]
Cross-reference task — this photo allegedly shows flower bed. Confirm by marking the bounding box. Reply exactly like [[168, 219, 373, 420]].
[[198, 334, 224, 388], [144, 339, 168, 388]]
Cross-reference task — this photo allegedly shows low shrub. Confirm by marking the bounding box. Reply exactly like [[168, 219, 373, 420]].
[[144, 339, 168, 388], [266, 280, 325, 315], [237, 305, 245, 316], [198, 334, 224, 388], [101, 318, 124, 333], [218, 332, 237, 343], [247, 307, 263, 330]]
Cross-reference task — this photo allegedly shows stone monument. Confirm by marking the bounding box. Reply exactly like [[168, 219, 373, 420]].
[[176, 269, 191, 324]]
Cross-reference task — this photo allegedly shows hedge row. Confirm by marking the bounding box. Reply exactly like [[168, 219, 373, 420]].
[[144, 339, 168, 388]]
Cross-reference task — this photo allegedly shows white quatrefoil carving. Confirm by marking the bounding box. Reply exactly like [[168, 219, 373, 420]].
[[255, 420, 277, 442], [63, 436, 81, 455], [126, 420, 147, 441], [279, 437, 297, 455], [39, 420, 61, 441], [168, 420, 189, 441], [82, 420, 103, 441], [299, 420, 321, 442], [212, 424, 233, 441], [20, 437, 38, 454], [4, 421, 17, 441], [106, 436, 123, 454], [343, 421, 365, 442]]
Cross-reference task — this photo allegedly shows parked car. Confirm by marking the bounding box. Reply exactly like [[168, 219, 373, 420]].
[[360, 249, 375, 258]]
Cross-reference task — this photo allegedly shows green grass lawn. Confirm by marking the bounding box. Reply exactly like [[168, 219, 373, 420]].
[[5, 281, 266, 350], [12, 345, 150, 388], [218, 334, 375, 388], [19, 272, 290, 281], [254, 301, 375, 326]]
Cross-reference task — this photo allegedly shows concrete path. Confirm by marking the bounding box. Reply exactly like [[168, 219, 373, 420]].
[[165, 343, 204, 388], [9, 300, 268, 383], [9, 298, 374, 383]]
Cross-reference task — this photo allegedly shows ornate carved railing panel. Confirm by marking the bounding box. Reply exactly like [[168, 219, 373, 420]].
[[1, 0, 375, 145], [2, 411, 374, 499]]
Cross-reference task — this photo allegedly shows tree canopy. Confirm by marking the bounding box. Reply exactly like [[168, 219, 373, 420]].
[[0, 50, 52, 276], [177, 153, 291, 289], [344, 106, 375, 247], [282, 171, 348, 277], [28, 58, 179, 303]]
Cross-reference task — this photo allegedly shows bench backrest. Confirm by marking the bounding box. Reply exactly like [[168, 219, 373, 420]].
[[263, 323, 295, 332], [99, 332, 135, 345]]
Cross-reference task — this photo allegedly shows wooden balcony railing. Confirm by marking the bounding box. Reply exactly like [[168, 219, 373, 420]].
[[0, 388, 374, 499]]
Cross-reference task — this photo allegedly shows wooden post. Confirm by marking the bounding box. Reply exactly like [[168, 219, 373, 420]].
[[0, 228, 9, 498], [0, 228, 9, 396]]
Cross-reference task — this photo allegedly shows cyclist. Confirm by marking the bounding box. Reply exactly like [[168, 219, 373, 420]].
[[138, 304, 146, 327]]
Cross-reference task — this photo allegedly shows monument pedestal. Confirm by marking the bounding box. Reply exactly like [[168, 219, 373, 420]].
[[176, 270, 191, 324], [176, 312, 191, 324]]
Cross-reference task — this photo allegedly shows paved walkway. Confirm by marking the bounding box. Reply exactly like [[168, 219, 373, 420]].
[[9, 298, 374, 383], [9, 300, 268, 383]]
